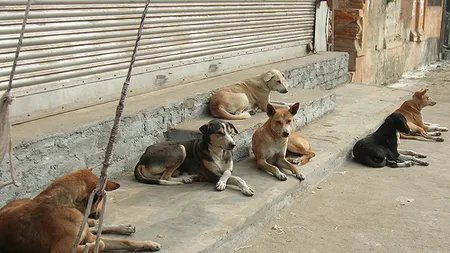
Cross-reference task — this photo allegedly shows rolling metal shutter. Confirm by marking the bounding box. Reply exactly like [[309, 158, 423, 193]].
[[0, 0, 316, 123]]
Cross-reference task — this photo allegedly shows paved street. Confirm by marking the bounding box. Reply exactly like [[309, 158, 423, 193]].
[[237, 61, 450, 253]]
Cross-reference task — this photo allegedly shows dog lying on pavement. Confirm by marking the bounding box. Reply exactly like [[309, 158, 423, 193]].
[[352, 112, 429, 168], [252, 103, 307, 181], [0, 169, 161, 253], [134, 119, 254, 196], [209, 69, 292, 120], [395, 88, 447, 142]]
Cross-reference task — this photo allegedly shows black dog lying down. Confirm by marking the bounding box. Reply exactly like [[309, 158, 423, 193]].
[[353, 112, 429, 168]]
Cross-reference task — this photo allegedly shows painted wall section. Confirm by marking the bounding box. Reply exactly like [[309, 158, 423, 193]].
[[330, 0, 443, 85]]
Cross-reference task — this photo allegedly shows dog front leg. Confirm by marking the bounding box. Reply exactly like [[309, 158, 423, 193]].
[[398, 149, 427, 158], [102, 238, 161, 252], [398, 154, 429, 166], [216, 170, 231, 191], [424, 122, 448, 131], [276, 157, 305, 181], [90, 224, 136, 235], [257, 159, 287, 181], [227, 176, 254, 196]]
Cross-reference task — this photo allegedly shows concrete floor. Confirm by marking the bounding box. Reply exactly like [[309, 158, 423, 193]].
[[238, 62, 450, 253]]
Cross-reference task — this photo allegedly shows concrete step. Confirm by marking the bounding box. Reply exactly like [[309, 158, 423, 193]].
[[166, 88, 335, 162], [1, 52, 348, 207], [101, 83, 412, 253]]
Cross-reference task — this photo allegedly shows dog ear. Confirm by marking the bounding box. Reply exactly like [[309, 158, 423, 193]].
[[199, 123, 209, 134], [420, 88, 429, 95], [263, 71, 274, 82], [227, 122, 238, 134], [267, 104, 276, 117], [289, 102, 300, 116], [105, 180, 120, 191]]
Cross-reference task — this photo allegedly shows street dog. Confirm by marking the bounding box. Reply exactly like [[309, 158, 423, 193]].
[[0, 169, 161, 253], [352, 112, 429, 168], [252, 103, 306, 181], [395, 88, 447, 142], [209, 69, 291, 120], [134, 119, 254, 196]]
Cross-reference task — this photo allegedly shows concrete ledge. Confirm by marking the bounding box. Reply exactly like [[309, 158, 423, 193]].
[[167, 88, 335, 162], [0, 52, 348, 206], [100, 83, 412, 253]]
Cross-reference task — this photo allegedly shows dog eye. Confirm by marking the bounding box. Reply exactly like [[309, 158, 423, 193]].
[[277, 80, 281, 83], [276, 120, 282, 124], [286, 120, 291, 124]]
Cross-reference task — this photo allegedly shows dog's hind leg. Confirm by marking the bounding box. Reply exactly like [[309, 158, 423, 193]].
[[398, 150, 427, 158], [102, 238, 161, 251], [257, 159, 287, 181], [398, 154, 429, 166], [227, 176, 254, 196]]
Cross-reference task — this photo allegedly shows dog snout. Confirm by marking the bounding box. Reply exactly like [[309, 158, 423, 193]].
[[282, 131, 290, 137], [280, 89, 288, 94], [229, 142, 236, 150]]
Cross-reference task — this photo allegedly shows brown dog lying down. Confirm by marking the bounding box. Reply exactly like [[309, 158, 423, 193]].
[[395, 88, 448, 142], [209, 69, 291, 120], [0, 169, 161, 253]]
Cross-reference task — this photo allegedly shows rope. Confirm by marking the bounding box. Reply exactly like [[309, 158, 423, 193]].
[[0, 0, 31, 189], [72, 1, 150, 252]]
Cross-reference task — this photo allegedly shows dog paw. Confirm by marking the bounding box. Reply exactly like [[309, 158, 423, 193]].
[[296, 172, 306, 181], [440, 127, 448, 132], [216, 181, 227, 191], [249, 110, 256, 115], [182, 177, 194, 184], [405, 161, 415, 167], [122, 225, 136, 235], [275, 172, 288, 181], [436, 137, 444, 142], [138, 241, 161, 251], [287, 158, 300, 165], [415, 153, 427, 158], [242, 187, 255, 196], [419, 161, 429, 166], [431, 132, 442, 136]]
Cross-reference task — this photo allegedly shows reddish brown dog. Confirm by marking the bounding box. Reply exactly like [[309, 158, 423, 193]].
[[252, 103, 313, 181], [395, 88, 448, 142], [0, 169, 161, 253]]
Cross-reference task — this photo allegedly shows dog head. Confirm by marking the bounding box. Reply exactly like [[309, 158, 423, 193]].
[[385, 112, 410, 134], [263, 69, 288, 94], [266, 102, 300, 138], [199, 119, 238, 150], [413, 88, 436, 107]]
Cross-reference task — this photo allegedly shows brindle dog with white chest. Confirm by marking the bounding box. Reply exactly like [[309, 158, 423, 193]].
[[134, 119, 254, 196]]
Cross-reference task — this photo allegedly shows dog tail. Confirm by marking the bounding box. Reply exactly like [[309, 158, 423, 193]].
[[212, 105, 251, 120], [134, 165, 183, 185]]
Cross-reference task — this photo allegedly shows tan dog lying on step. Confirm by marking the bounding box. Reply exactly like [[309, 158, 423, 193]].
[[209, 69, 291, 120], [0, 169, 161, 253], [395, 88, 448, 142], [252, 103, 308, 181]]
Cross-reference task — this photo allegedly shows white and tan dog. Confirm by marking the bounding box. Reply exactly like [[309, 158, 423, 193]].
[[209, 69, 291, 120], [252, 103, 306, 181]]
